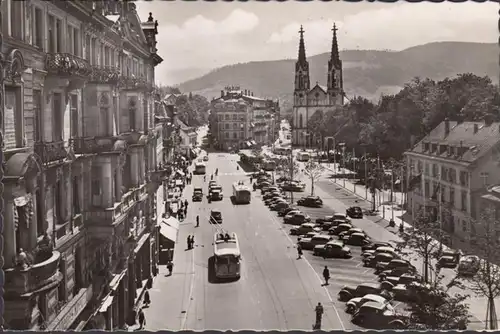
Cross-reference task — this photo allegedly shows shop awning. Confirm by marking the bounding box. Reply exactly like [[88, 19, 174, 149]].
[[99, 295, 114, 313], [160, 222, 178, 243], [163, 217, 180, 230]]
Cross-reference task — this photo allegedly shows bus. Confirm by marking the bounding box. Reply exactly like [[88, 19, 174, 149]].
[[194, 162, 206, 175], [262, 159, 276, 171], [297, 151, 311, 162], [232, 181, 251, 204], [213, 232, 241, 279]]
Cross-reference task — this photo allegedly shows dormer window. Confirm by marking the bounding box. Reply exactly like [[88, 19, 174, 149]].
[[431, 144, 438, 153], [440, 145, 447, 154], [447, 146, 452, 156], [423, 142, 429, 151]]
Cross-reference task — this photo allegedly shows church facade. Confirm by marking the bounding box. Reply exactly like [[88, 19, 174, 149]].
[[292, 24, 344, 147]]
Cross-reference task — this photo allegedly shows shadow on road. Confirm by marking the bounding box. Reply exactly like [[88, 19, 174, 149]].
[[236, 161, 256, 173]]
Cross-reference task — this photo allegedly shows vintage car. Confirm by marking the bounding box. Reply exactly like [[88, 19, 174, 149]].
[[346, 206, 363, 219], [192, 188, 203, 202], [209, 209, 222, 224], [313, 241, 352, 258]]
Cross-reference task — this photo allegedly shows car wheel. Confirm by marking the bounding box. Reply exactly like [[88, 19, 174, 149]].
[[338, 291, 351, 302], [346, 305, 355, 314]]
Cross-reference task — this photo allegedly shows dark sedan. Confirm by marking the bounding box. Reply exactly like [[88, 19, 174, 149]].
[[297, 196, 323, 208], [279, 206, 298, 217], [346, 206, 363, 219]]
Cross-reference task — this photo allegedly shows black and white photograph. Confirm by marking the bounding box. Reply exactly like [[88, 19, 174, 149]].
[[0, 0, 498, 331]]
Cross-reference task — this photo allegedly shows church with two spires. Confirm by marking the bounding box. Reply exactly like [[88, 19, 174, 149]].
[[292, 24, 345, 147]]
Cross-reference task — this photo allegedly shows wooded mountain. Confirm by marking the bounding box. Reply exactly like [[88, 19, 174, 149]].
[[176, 42, 498, 109]]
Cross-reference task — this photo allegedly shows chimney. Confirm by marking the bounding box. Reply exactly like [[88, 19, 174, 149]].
[[244, 89, 247, 95], [251, 92, 254, 96], [473, 123, 479, 134], [444, 118, 450, 137], [221, 90, 224, 98]]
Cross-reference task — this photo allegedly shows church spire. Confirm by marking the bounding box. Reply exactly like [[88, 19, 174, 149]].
[[330, 23, 340, 66], [297, 25, 307, 65]]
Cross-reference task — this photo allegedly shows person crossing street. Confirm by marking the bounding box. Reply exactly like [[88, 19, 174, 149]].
[[322, 266, 330, 286], [314, 302, 324, 329]]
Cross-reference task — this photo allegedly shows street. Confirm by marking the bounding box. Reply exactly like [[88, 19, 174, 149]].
[[144, 151, 356, 330]]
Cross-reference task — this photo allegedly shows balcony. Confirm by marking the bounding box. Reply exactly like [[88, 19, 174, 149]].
[[72, 137, 117, 155], [89, 65, 121, 85], [35, 141, 67, 163], [119, 75, 152, 91], [45, 53, 92, 78], [5, 250, 62, 295]]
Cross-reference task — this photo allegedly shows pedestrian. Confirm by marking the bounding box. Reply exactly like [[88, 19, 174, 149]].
[[178, 210, 184, 221], [143, 289, 151, 307], [167, 261, 173, 275], [184, 199, 189, 209], [250, 176, 253, 183], [196, 215, 200, 227], [322, 266, 330, 286], [314, 302, 324, 329], [184, 206, 188, 217], [187, 235, 191, 250], [138, 308, 146, 329], [297, 244, 303, 259]]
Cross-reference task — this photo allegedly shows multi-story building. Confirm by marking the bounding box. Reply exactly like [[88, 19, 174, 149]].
[[0, 0, 163, 330], [405, 119, 500, 242], [175, 118, 197, 158], [210, 87, 279, 151]]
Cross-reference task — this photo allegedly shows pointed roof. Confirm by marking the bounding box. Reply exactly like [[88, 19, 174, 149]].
[[297, 25, 307, 65], [330, 23, 341, 67]]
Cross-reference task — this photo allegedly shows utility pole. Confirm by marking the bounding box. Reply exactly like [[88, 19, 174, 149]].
[[289, 146, 294, 204]]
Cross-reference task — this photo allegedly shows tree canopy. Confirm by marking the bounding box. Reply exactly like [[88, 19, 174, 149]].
[[308, 74, 500, 160]]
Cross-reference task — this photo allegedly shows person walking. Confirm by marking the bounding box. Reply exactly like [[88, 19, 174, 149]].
[[196, 215, 200, 227], [138, 308, 146, 329], [184, 200, 189, 210], [143, 289, 151, 307], [167, 261, 174, 275], [297, 244, 303, 259], [322, 266, 330, 286], [314, 302, 324, 329], [187, 235, 191, 250], [190, 235, 195, 248]]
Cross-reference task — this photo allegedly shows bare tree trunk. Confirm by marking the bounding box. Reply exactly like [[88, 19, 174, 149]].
[[311, 178, 314, 196]]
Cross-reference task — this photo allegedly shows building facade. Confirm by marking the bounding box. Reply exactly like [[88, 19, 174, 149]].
[[210, 87, 279, 151], [175, 118, 197, 158], [292, 24, 344, 147], [0, 0, 164, 330], [405, 119, 500, 243]]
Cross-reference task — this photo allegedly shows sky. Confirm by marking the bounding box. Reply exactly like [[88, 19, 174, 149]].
[[134, 1, 499, 86]]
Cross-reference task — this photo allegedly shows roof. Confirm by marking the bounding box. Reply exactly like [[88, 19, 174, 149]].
[[408, 120, 500, 163]]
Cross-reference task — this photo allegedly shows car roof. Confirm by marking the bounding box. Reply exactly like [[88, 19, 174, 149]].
[[302, 223, 315, 227], [351, 232, 366, 238], [362, 294, 387, 303], [211, 209, 221, 213], [338, 223, 352, 227], [334, 213, 347, 217], [359, 282, 380, 289], [312, 235, 331, 239], [360, 301, 386, 310], [194, 187, 203, 191], [377, 246, 395, 252], [327, 241, 344, 246]]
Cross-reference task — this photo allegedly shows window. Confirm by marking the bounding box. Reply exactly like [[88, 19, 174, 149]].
[[224, 132, 229, 138], [432, 164, 439, 177], [233, 132, 237, 139], [70, 94, 78, 138], [73, 177, 80, 215], [10, 0, 23, 39], [449, 187, 455, 207], [33, 90, 42, 142], [461, 190, 467, 212], [459, 171, 469, 187], [67, 25, 74, 54], [91, 38, 97, 64], [99, 44, 104, 66], [480, 172, 489, 187], [56, 18, 62, 53], [4, 87, 23, 149], [225, 114, 229, 120], [462, 220, 467, 233], [449, 168, 456, 183], [33, 7, 44, 49], [73, 28, 79, 56], [128, 98, 136, 131], [48, 15, 55, 53], [224, 123, 229, 130], [53, 93, 63, 141], [104, 46, 110, 66], [91, 166, 102, 206], [424, 163, 429, 176], [424, 181, 430, 197], [100, 94, 110, 136]]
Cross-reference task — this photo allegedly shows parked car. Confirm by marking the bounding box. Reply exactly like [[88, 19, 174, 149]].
[[313, 241, 352, 258], [322, 219, 345, 231], [316, 215, 335, 225], [297, 231, 320, 242], [362, 242, 393, 253], [209, 209, 222, 224], [270, 201, 289, 211], [263, 191, 282, 201], [352, 302, 406, 329], [345, 233, 371, 246], [339, 228, 366, 240], [346, 206, 363, 219], [362, 246, 398, 259], [328, 223, 353, 235], [262, 186, 280, 195], [437, 249, 461, 269], [208, 181, 218, 191], [376, 259, 416, 274], [210, 189, 223, 201], [299, 234, 333, 250], [378, 267, 417, 281], [364, 253, 396, 268], [457, 255, 480, 276], [279, 207, 299, 217], [346, 294, 390, 314], [332, 213, 351, 223], [290, 222, 320, 235], [192, 187, 203, 202], [381, 273, 421, 291], [297, 196, 323, 208], [281, 181, 305, 192], [338, 282, 387, 302], [265, 197, 286, 206], [284, 213, 311, 225], [203, 156, 209, 161]]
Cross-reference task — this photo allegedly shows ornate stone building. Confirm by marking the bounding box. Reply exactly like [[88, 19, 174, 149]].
[[0, 0, 163, 330], [292, 24, 344, 147]]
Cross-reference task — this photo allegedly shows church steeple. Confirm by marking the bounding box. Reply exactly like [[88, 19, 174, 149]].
[[294, 25, 310, 96], [327, 23, 343, 103]]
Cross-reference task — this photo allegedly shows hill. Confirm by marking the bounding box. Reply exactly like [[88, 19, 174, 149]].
[[176, 42, 498, 109]]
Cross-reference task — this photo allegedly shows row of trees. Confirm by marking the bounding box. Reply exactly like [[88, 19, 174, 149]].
[[158, 85, 210, 126], [398, 207, 500, 330], [305, 73, 500, 160]]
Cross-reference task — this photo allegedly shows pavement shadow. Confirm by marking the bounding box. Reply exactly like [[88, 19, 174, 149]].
[[237, 161, 256, 173]]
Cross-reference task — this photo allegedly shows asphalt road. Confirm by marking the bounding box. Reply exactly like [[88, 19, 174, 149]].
[[146, 152, 355, 330]]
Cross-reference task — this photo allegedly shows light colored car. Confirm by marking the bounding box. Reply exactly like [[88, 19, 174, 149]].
[[363, 246, 398, 259], [298, 234, 333, 250], [346, 294, 390, 314], [458, 255, 480, 276], [290, 222, 320, 235], [333, 213, 351, 223]]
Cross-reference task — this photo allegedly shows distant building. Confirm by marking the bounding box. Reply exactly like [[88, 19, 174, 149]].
[[209, 87, 279, 151], [405, 118, 500, 243], [175, 118, 197, 158], [292, 24, 344, 147], [164, 93, 182, 106]]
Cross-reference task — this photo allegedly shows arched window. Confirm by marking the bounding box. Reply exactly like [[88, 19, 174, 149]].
[[299, 114, 303, 128], [128, 98, 137, 131]]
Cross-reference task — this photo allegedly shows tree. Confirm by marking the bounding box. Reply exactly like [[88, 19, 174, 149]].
[[466, 207, 500, 330], [276, 156, 299, 179], [396, 208, 445, 283], [302, 160, 325, 196], [406, 274, 469, 330]]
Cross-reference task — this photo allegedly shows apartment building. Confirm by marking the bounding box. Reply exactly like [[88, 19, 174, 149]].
[[210, 87, 279, 151], [405, 119, 500, 242], [175, 118, 197, 158], [0, 0, 164, 330]]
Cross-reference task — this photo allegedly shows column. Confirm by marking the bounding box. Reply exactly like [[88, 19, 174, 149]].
[[135, 255, 142, 288], [4, 193, 16, 268], [144, 240, 151, 279], [127, 259, 135, 310], [29, 194, 38, 250]]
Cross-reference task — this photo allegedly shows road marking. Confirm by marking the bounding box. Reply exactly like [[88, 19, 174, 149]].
[[362, 268, 371, 274], [268, 214, 346, 330], [355, 262, 363, 268], [180, 245, 196, 330]]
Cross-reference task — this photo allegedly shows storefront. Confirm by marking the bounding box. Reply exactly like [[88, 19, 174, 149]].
[[159, 217, 179, 264]]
